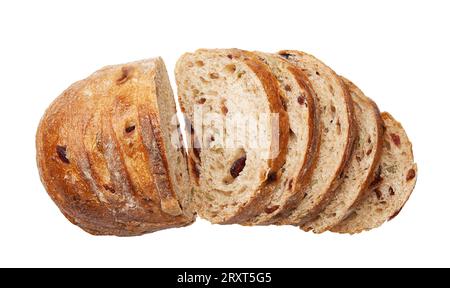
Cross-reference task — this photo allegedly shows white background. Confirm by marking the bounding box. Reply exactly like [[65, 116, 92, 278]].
[[0, 0, 448, 268]]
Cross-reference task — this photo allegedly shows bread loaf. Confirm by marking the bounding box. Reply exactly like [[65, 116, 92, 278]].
[[36, 49, 417, 235], [36, 58, 194, 236], [175, 49, 289, 224]]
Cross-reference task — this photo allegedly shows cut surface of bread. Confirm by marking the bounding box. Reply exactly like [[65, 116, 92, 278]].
[[331, 112, 417, 234], [302, 78, 383, 233], [36, 58, 194, 236], [175, 49, 289, 224], [245, 52, 320, 224], [274, 51, 355, 225]]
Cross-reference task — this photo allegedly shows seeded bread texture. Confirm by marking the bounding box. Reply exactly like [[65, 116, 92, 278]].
[[302, 78, 383, 233], [274, 50, 356, 225], [331, 112, 417, 234], [244, 52, 320, 225], [36, 58, 195, 236], [175, 49, 289, 224]]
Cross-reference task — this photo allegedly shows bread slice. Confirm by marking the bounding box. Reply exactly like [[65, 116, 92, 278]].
[[244, 52, 320, 224], [331, 112, 417, 234], [175, 49, 289, 224], [302, 78, 383, 233], [36, 58, 195, 236], [274, 50, 356, 225]]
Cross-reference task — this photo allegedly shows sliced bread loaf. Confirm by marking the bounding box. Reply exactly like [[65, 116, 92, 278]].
[[36, 58, 195, 236], [302, 78, 383, 233], [274, 50, 356, 225], [244, 51, 320, 224], [175, 49, 289, 224], [331, 112, 417, 234]]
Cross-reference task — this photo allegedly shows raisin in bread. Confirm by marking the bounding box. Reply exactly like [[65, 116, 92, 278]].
[[302, 78, 383, 233], [244, 51, 320, 224], [36, 58, 194, 236], [331, 112, 418, 234], [274, 50, 356, 225], [175, 49, 289, 224]]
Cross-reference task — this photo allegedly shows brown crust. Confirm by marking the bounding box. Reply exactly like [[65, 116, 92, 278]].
[[240, 50, 289, 176], [342, 78, 384, 210], [243, 52, 321, 224], [273, 64, 321, 217], [276, 50, 357, 225], [306, 74, 356, 224], [36, 59, 194, 236], [221, 49, 290, 223], [301, 78, 384, 232]]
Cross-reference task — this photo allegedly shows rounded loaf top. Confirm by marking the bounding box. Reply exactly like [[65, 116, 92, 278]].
[[36, 58, 194, 236]]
